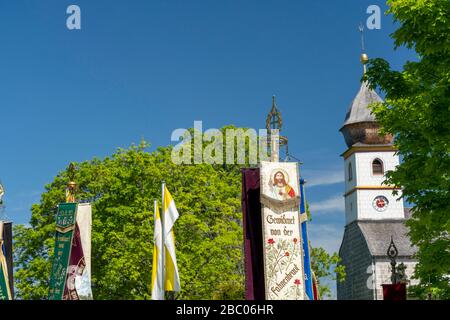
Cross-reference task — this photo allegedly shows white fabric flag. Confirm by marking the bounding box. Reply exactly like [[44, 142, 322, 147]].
[[75, 203, 93, 300], [163, 185, 181, 292], [151, 203, 164, 299]]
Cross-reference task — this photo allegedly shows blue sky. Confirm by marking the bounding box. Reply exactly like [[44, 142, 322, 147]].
[[0, 0, 415, 297]]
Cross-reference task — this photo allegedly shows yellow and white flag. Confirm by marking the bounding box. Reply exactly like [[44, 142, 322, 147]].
[[151, 201, 164, 300], [163, 185, 181, 292]]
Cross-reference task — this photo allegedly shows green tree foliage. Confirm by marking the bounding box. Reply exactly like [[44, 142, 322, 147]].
[[14, 127, 343, 299], [365, 0, 450, 299], [311, 248, 345, 299]]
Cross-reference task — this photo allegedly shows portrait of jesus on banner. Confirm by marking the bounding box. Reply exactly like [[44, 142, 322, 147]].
[[268, 170, 296, 201]]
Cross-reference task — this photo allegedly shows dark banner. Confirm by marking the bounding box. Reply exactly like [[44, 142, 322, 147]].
[[0, 221, 13, 300], [63, 223, 86, 300], [382, 283, 407, 300], [4, 221, 13, 299], [242, 168, 265, 300]]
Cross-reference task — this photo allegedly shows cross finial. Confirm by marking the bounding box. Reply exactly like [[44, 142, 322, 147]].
[[359, 23, 369, 74], [359, 22, 365, 53]]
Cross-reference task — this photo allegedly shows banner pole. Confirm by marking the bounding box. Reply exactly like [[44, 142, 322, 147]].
[[161, 181, 166, 300]]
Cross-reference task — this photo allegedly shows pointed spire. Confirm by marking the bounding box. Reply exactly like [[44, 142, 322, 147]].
[[339, 28, 394, 147], [270, 95, 279, 115], [266, 95, 282, 132]]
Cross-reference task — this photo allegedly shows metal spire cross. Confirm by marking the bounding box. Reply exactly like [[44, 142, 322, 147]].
[[359, 22, 365, 53], [358, 23, 369, 74]]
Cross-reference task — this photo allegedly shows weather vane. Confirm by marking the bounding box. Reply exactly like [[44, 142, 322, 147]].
[[359, 22, 365, 53], [359, 23, 369, 73]]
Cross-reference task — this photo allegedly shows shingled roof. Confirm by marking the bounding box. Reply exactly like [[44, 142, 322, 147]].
[[357, 218, 417, 257], [342, 81, 383, 127]]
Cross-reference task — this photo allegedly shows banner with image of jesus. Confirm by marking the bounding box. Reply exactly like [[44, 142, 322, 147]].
[[260, 161, 305, 300]]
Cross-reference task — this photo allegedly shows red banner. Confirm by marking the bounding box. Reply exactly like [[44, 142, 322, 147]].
[[382, 283, 406, 300], [63, 223, 86, 300]]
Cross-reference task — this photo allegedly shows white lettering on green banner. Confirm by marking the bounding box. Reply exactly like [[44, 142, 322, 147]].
[[48, 203, 77, 300]]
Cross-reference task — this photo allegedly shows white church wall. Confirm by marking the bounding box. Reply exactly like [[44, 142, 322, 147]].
[[344, 150, 404, 223], [344, 192, 358, 225], [344, 153, 357, 192], [373, 259, 419, 300], [355, 151, 399, 187], [356, 189, 405, 220]]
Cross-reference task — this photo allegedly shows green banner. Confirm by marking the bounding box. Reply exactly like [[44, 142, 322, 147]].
[[48, 203, 77, 300]]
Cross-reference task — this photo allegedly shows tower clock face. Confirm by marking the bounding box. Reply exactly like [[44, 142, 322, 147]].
[[372, 195, 389, 212]]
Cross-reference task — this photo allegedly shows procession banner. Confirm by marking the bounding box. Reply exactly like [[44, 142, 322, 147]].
[[49, 203, 77, 300], [0, 221, 12, 300], [63, 223, 86, 300], [162, 185, 181, 293], [382, 283, 406, 300], [74, 203, 93, 300], [260, 161, 305, 300], [300, 179, 314, 300], [3, 222, 14, 297], [242, 168, 265, 300], [151, 202, 164, 300]]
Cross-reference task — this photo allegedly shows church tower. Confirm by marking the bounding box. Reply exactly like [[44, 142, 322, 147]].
[[336, 52, 418, 300], [340, 58, 404, 225]]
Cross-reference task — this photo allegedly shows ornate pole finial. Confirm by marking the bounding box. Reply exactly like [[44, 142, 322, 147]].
[[387, 236, 399, 284], [387, 236, 398, 258], [264, 96, 289, 162], [266, 96, 282, 162], [0, 181, 6, 221], [0, 181, 4, 206], [266, 96, 282, 132], [65, 163, 77, 203]]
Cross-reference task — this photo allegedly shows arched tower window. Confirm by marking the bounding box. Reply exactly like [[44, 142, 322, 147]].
[[348, 162, 353, 181], [372, 158, 384, 175]]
